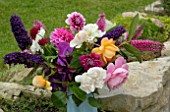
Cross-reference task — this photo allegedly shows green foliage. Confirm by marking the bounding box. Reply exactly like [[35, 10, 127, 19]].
[[156, 15, 170, 40], [88, 97, 101, 108], [142, 15, 170, 41], [0, 96, 62, 112], [161, 0, 170, 15], [72, 94, 82, 106], [69, 55, 81, 68], [123, 43, 142, 63], [113, 15, 168, 42], [69, 85, 86, 102], [51, 91, 67, 108], [128, 14, 140, 41], [43, 44, 58, 56]]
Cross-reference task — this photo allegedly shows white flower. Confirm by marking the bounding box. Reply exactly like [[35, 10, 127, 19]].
[[30, 28, 45, 53], [105, 20, 116, 31], [75, 74, 95, 94], [83, 24, 105, 42], [35, 27, 45, 41], [87, 67, 106, 88], [70, 30, 88, 48], [75, 67, 106, 94], [70, 24, 105, 48], [30, 40, 44, 54]]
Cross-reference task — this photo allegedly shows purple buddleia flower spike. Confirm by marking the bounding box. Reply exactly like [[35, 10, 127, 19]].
[[97, 26, 126, 44], [130, 40, 164, 51], [4, 52, 44, 68], [102, 26, 126, 40], [10, 14, 32, 51]]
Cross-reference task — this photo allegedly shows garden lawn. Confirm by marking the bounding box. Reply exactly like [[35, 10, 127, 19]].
[[0, 0, 155, 71]]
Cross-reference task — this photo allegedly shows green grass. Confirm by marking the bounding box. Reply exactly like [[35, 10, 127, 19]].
[[0, 0, 155, 69]]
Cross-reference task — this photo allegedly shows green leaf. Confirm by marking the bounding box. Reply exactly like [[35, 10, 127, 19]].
[[123, 43, 142, 63], [43, 44, 57, 56], [133, 22, 145, 38], [51, 91, 67, 108], [128, 14, 139, 41], [118, 50, 128, 60], [45, 56, 58, 62], [88, 97, 101, 108], [69, 55, 81, 68], [69, 85, 86, 102], [72, 94, 82, 106]]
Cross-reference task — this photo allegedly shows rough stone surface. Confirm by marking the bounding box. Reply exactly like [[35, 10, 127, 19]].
[[161, 41, 170, 57], [97, 56, 170, 112], [9, 68, 32, 82], [150, 18, 164, 28], [0, 108, 4, 112], [0, 82, 23, 100], [122, 11, 164, 29], [0, 82, 51, 100], [144, 0, 164, 13], [122, 11, 147, 19]]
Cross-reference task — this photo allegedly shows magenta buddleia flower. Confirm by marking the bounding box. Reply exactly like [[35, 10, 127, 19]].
[[79, 53, 103, 70], [130, 40, 164, 51], [34, 20, 46, 29], [10, 14, 32, 51], [96, 14, 106, 32], [65, 12, 86, 32], [50, 27, 74, 47]]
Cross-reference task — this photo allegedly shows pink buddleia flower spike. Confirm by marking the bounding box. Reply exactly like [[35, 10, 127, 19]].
[[130, 40, 164, 51], [105, 56, 128, 90], [96, 14, 106, 32]]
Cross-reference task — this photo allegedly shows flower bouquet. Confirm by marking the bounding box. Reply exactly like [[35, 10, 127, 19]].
[[4, 12, 164, 111]]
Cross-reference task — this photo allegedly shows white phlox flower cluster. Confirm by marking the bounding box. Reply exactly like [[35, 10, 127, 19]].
[[75, 67, 106, 94]]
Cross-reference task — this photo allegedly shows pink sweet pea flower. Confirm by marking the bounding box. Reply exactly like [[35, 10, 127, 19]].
[[105, 56, 128, 90], [125, 25, 143, 40], [34, 20, 46, 29], [96, 14, 106, 32]]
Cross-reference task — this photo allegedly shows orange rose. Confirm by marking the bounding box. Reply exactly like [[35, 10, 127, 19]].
[[92, 37, 119, 65], [32, 75, 52, 91]]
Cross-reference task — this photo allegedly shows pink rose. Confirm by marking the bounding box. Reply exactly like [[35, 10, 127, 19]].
[[105, 56, 128, 90]]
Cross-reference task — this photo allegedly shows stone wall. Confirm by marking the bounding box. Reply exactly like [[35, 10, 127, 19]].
[[97, 41, 170, 112], [97, 56, 170, 112]]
